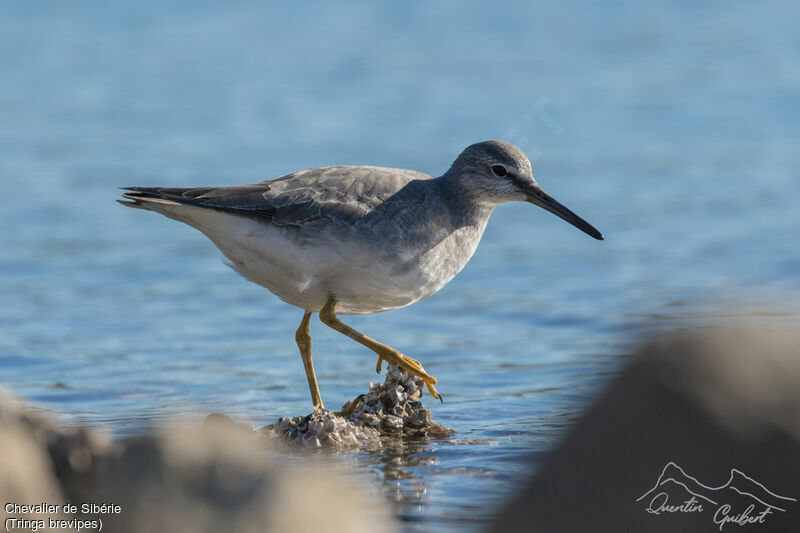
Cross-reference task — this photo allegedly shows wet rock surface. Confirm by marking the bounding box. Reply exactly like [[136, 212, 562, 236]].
[[263, 364, 452, 448], [264, 409, 381, 448]]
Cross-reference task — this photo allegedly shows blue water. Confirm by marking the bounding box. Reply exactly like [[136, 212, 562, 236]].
[[2, 1, 800, 530]]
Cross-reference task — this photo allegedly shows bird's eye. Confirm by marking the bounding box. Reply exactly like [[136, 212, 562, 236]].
[[491, 165, 508, 177]]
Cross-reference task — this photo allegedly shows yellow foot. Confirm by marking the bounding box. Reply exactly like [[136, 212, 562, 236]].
[[376, 351, 442, 402], [336, 394, 366, 417]]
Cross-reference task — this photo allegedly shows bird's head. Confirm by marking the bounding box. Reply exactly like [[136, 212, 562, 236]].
[[446, 140, 603, 240]]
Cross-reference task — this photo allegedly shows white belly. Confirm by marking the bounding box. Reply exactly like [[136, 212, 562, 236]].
[[156, 204, 483, 315]]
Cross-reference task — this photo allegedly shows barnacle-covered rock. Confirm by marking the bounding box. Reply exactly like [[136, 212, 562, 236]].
[[262, 364, 452, 448], [265, 409, 380, 448]]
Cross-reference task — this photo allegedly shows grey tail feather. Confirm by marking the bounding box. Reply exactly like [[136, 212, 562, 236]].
[[119, 186, 190, 200], [117, 187, 194, 208], [117, 189, 179, 211], [117, 197, 161, 209], [117, 185, 277, 221]]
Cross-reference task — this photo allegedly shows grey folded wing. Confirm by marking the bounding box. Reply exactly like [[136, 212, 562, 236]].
[[122, 165, 432, 227]]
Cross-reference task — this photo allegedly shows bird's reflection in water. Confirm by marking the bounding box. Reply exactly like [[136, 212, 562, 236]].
[[348, 436, 442, 523], [264, 434, 443, 515], [261, 422, 507, 528]]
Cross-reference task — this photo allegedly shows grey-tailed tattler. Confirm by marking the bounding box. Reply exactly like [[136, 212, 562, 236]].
[[119, 140, 602, 409]]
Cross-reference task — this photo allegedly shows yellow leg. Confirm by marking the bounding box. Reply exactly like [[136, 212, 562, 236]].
[[319, 296, 441, 401], [296, 311, 324, 410]]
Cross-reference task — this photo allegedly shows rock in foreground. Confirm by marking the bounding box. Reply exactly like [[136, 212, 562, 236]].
[[0, 391, 395, 533], [491, 326, 800, 533]]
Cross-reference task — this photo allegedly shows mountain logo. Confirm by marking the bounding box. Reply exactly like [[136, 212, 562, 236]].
[[637, 462, 796, 530]]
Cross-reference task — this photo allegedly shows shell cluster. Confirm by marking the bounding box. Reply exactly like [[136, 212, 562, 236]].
[[264, 364, 451, 448], [266, 409, 380, 448]]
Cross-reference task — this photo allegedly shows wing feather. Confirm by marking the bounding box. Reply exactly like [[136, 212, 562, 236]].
[[122, 166, 432, 228]]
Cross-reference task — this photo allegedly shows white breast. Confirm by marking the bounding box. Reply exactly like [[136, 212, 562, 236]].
[[149, 203, 487, 315]]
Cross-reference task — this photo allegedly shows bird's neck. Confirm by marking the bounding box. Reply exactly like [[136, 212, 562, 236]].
[[436, 173, 495, 229]]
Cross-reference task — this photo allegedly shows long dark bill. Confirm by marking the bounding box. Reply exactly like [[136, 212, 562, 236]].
[[524, 185, 604, 240]]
